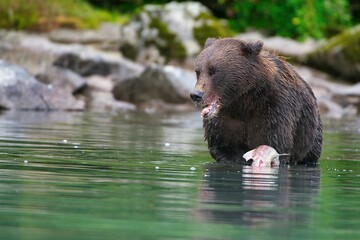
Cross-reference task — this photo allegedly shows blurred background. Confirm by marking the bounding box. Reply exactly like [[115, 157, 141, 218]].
[[1, 0, 359, 38], [1, 2, 360, 239], [0, 0, 359, 118]]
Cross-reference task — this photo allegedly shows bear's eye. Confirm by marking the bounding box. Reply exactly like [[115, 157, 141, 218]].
[[195, 70, 200, 79], [209, 66, 216, 76]]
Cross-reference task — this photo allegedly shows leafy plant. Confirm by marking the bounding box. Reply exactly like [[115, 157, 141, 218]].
[[200, 0, 353, 40], [0, 0, 121, 31]]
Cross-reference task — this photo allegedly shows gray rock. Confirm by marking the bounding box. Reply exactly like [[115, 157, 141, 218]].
[[119, 1, 229, 64], [295, 66, 358, 118], [84, 75, 136, 112], [237, 31, 318, 62], [48, 23, 121, 51], [54, 53, 143, 78], [0, 30, 145, 112], [35, 66, 86, 94], [86, 90, 136, 112], [53, 53, 116, 76], [0, 30, 144, 79], [0, 60, 84, 111], [53, 49, 144, 78], [155, 1, 212, 56], [85, 75, 114, 92], [113, 65, 196, 104]]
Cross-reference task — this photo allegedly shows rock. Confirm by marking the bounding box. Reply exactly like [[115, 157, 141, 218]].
[[0, 60, 84, 111], [53, 53, 115, 76], [236, 31, 319, 62], [137, 100, 195, 114], [113, 65, 196, 104], [48, 23, 121, 51], [0, 33, 57, 78], [305, 24, 360, 83], [35, 66, 86, 94], [0, 30, 144, 112], [53, 51, 144, 78], [85, 75, 114, 92], [295, 66, 358, 118], [84, 75, 136, 112], [0, 30, 144, 79], [86, 90, 136, 112], [119, 1, 232, 64]]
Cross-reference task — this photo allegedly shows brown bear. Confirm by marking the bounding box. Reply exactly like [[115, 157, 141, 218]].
[[190, 38, 322, 166]]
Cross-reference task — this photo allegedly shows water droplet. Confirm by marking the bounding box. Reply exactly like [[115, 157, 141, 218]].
[[190, 167, 196, 171], [24, 160, 28, 163], [155, 166, 160, 170], [62, 139, 68, 143], [164, 143, 170, 147]]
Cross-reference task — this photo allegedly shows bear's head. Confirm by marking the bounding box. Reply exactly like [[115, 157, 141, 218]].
[[191, 38, 268, 119]]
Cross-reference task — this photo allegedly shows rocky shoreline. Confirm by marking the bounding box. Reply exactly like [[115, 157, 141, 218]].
[[0, 2, 359, 119]]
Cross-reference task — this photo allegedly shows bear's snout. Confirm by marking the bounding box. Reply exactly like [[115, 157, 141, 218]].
[[190, 89, 204, 103]]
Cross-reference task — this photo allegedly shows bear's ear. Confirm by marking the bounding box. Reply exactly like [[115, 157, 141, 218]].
[[240, 40, 263, 56], [204, 38, 216, 48]]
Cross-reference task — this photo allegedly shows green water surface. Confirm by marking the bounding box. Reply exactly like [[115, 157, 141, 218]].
[[0, 111, 359, 240]]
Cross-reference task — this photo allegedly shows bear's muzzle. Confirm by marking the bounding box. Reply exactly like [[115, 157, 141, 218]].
[[190, 89, 204, 104]]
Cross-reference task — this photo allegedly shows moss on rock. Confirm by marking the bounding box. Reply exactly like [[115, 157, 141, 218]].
[[0, 0, 122, 31], [339, 29, 360, 64], [119, 2, 233, 64], [306, 24, 360, 83], [147, 17, 187, 63]]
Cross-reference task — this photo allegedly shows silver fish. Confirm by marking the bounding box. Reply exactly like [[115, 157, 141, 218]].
[[243, 145, 289, 167]]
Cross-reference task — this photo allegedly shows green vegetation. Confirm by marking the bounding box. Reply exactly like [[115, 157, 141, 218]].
[[0, 0, 359, 41], [0, 0, 125, 31], [88, 0, 358, 40], [306, 24, 360, 82], [205, 0, 353, 40], [333, 25, 360, 63]]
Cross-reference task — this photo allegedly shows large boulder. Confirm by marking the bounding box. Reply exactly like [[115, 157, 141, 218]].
[[305, 24, 360, 83], [48, 22, 121, 51], [53, 53, 117, 77], [295, 66, 359, 118], [84, 75, 136, 112], [0, 30, 144, 79], [0, 60, 84, 111], [113, 65, 196, 104], [236, 31, 318, 63], [119, 1, 232, 64], [0, 30, 144, 112], [35, 66, 86, 94]]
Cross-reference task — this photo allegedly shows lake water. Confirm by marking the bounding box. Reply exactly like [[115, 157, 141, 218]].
[[0, 110, 359, 240]]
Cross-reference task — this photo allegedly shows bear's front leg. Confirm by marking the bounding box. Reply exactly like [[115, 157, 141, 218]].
[[209, 146, 247, 164]]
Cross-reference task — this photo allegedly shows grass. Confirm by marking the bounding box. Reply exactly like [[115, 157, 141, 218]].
[[0, 0, 129, 31]]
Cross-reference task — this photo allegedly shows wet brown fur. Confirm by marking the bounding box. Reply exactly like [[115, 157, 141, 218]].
[[193, 38, 322, 165]]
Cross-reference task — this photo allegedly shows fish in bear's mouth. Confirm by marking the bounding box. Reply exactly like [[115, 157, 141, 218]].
[[201, 94, 219, 119]]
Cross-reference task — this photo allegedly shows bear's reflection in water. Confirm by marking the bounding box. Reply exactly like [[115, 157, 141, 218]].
[[196, 164, 320, 228]]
